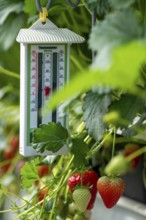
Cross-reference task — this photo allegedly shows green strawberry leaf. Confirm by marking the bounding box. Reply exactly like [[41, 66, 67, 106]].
[[110, 94, 145, 128], [85, 0, 110, 17], [83, 91, 111, 141], [23, 0, 49, 16], [109, 0, 135, 9], [70, 136, 89, 167], [32, 122, 69, 153], [85, 0, 98, 10], [89, 10, 142, 52], [20, 158, 40, 188], [0, 43, 20, 73], [0, 0, 23, 25], [0, 13, 25, 51], [90, 9, 141, 70]]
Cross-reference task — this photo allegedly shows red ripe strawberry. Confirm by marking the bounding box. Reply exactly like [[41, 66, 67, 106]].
[[9, 135, 19, 152], [34, 165, 50, 185], [123, 143, 141, 169], [2, 136, 19, 161], [97, 176, 125, 208], [3, 148, 16, 160], [68, 170, 99, 210], [38, 187, 48, 204], [37, 165, 49, 178], [1, 163, 11, 174]]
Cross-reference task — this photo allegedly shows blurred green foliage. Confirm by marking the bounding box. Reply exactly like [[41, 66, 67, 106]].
[[0, 0, 146, 219]]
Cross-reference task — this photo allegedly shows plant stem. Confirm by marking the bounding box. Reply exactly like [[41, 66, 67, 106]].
[[126, 146, 146, 162], [112, 126, 116, 158], [87, 131, 113, 159], [48, 156, 74, 220], [115, 136, 146, 145], [0, 66, 20, 79], [87, 138, 105, 159], [81, 0, 92, 15], [0, 209, 12, 214]]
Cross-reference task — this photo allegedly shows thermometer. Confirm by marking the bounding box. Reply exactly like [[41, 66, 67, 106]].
[[16, 18, 85, 156]]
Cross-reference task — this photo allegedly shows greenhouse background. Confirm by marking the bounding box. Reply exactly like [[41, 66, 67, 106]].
[[0, 0, 146, 220]]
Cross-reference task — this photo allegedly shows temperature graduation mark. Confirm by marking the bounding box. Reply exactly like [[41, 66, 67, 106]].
[[56, 49, 65, 122], [30, 49, 38, 129], [58, 50, 65, 89]]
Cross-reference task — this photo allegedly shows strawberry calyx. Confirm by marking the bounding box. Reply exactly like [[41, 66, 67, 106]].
[[71, 182, 92, 192], [73, 185, 90, 191]]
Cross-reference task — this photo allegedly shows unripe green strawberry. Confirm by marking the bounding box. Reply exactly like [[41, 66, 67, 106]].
[[73, 214, 86, 220], [97, 176, 125, 208], [73, 188, 91, 212], [105, 154, 129, 176], [68, 202, 77, 214], [103, 111, 120, 125]]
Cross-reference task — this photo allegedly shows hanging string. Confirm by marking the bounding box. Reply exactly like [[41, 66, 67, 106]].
[[92, 9, 96, 61], [46, 0, 52, 10], [35, 0, 52, 12], [35, 0, 80, 12], [35, 0, 80, 22]]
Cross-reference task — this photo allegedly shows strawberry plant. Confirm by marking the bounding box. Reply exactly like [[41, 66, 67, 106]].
[[0, 0, 146, 219]]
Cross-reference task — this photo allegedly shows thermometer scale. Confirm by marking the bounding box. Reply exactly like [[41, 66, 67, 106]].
[[30, 45, 66, 135]]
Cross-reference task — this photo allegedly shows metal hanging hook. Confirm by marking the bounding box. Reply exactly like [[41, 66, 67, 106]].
[[36, 0, 80, 11], [67, 0, 80, 8], [35, 0, 52, 12]]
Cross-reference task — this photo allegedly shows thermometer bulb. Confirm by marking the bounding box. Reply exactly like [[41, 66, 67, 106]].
[[44, 86, 51, 96]]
